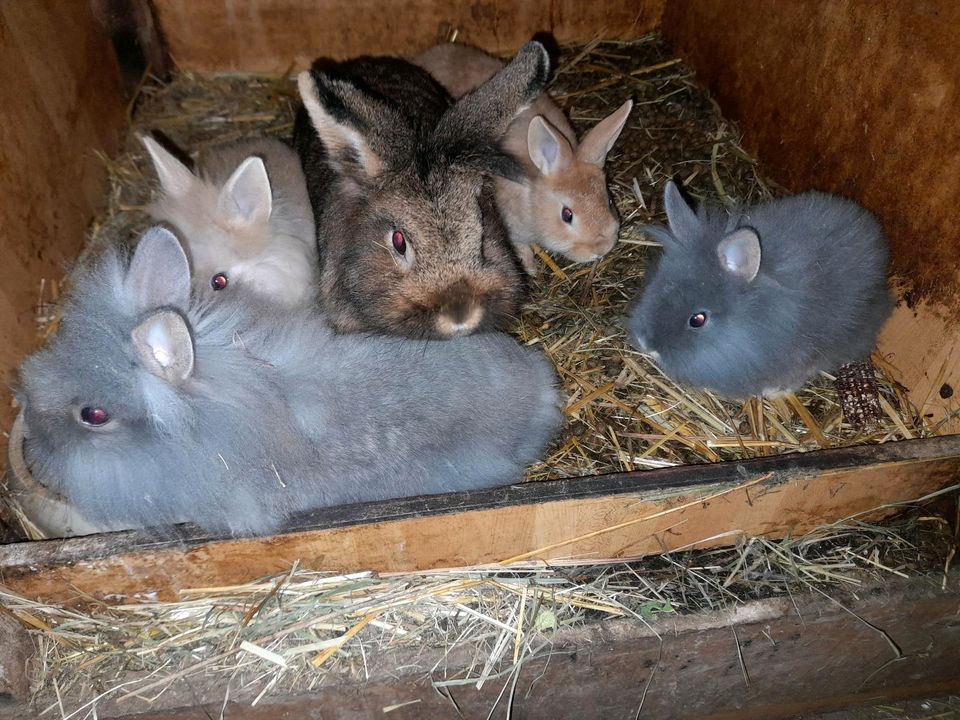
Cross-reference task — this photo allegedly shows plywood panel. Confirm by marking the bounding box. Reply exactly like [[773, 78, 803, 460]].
[[0, 3, 126, 442], [152, 0, 663, 72], [662, 0, 960, 432], [2, 435, 958, 606]]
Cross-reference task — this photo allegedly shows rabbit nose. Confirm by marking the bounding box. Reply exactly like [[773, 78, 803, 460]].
[[435, 282, 484, 337]]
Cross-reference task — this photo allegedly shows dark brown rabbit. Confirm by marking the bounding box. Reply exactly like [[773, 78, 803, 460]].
[[293, 43, 550, 338]]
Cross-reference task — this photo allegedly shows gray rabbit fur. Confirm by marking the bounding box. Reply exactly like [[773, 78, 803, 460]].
[[628, 182, 894, 398], [17, 226, 562, 536], [293, 43, 550, 339]]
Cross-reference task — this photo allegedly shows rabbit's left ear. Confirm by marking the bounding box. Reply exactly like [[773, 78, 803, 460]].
[[717, 227, 761, 282], [131, 310, 195, 384]]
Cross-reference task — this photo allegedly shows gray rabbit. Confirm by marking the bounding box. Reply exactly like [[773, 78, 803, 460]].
[[293, 43, 550, 339], [628, 182, 894, 398], [16, 226, 562, 536]]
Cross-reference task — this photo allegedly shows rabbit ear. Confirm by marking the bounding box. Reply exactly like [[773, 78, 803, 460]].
[[432, 42, 550, 174], [577, 99, 632, 167], [527, 116, 573, 176], [219, 156, 273, 225], [717, 227, 762, 282], [131, 310, 194, 384], [663, 181, 700, 240], [642, 224, 681, 249], [297, 70, 383, 178], [125, 226, 192, 313], [141, 135, 194, 197]]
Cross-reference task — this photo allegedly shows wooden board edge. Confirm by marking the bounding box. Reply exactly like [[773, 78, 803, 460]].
[[1, 438, 959, 605]]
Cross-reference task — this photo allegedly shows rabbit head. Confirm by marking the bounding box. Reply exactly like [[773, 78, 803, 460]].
[[523, 100, 633, 262], [297, 42, 550, 338], [141, 136, 317, 305], [628, 181, 780, 394], [17, 226, 304, 534]]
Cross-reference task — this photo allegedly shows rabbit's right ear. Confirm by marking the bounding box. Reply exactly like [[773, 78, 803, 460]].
[[219, 156, 273, 225], [663, 181, 700, 240], [141, 135, 194, 197], [297, 71, 383, 179], [125, 226, 192, 313], [131, 310, 194, 384], [527, 116, 573, 176]]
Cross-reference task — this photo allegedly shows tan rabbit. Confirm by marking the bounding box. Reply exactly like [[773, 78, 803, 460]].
[[141, 135, 318, 306], [414, 43, 633, 272]]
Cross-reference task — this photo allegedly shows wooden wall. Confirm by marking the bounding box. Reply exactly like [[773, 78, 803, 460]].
[[0, 3, 126, 435], [152, 0, 664, 72], [662, 0, 960, 430]]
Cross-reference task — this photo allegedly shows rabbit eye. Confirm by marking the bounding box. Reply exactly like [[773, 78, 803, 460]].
[[79, 406, 109, 426], [211, 272, 229, 291], [689, 312, 708, 329], [391, 230, 407, 255], [561, 206, 574, 224]]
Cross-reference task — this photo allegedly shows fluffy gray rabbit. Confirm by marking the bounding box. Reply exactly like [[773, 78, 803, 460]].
[[413, 43, 632, 272], [293, 43, 550, 339], [141, 135, 318, 306], [17, 226, 562, 536], [628, 182, 894, 398]]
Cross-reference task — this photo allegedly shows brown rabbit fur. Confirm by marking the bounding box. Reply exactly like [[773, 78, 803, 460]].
[[294, 45, 550, 338], [414, 43, 632, 272]]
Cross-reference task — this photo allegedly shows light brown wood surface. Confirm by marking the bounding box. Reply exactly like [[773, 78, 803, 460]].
[[152, 0, 664, 72], [3, 436, 958, 606], [663, 0, 960, 433], [0, 2, 126, 445]]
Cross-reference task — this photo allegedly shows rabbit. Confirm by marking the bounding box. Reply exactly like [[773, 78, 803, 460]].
[[293, 42, 551, 339], [16, 226, 562, 536], [141, 135, 318, 306], [627, 181, 895, 399], [413, 43, 633, 272]]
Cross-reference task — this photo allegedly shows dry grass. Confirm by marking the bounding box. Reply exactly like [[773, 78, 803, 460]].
[[9, 485, 956, 718]]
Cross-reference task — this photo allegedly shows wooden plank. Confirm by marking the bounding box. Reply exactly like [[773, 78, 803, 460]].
[[0, 2, 126, 452], [878, 302, 960, 434], [151, 0, 664, 72], [9, 572, 959, 719], [2, 435, 959, 606], [661, 0, 960, 434]]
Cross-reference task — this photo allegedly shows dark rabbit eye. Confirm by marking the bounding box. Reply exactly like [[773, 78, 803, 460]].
[[608, 194, 616, 210], [689, 312, 708, 328], [561, 206, 574, 224], [211, 272, 229, 291], [80, 406, 109, 426], [391, 230, 407, 255]]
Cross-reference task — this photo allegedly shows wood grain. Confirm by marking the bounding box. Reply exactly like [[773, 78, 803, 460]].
[[152, 0, 664, 72], [2, 435, 959, 606], [0, 2, 126, 450], [9, 572, 959, 719], [662, 0, 960, 434]]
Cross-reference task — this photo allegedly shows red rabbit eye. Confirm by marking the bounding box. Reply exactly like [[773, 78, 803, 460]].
[[80, 406, 109, 426], [391, 230, 407, 255], [561, 206, 574, 224], [689, 312, 708, 329], [211, 272, 229, 291]]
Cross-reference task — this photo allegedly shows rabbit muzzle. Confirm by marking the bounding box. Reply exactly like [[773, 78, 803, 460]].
[[434, 280, 485, 337]]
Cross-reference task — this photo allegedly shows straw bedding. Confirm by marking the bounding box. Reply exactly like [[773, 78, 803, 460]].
[[1, 33, 958, 716], [18, 35, 947, 494]]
